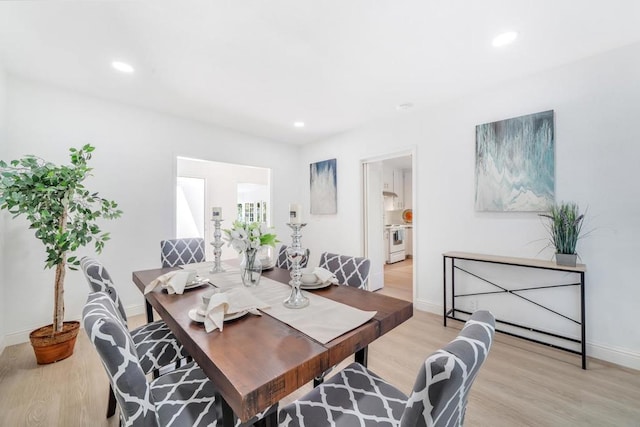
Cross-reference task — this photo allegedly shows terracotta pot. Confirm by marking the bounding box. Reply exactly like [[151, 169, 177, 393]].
[[29, 321, 80, 364]]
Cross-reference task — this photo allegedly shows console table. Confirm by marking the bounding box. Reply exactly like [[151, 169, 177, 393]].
[[443, 251, 587, 369]]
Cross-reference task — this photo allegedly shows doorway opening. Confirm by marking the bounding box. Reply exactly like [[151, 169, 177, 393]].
[[362, 150, 415, 302], [176, 157, 271, 261]]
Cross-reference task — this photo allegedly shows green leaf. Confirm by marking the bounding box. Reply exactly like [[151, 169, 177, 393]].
[[0, 144, 123, 292]]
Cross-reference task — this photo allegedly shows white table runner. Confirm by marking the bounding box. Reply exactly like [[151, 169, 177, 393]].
[[183, 261, 377, 344]]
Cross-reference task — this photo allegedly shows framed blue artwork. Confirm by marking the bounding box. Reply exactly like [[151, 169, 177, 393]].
[[475, 110, 555, 212], [310, 158, 337, 214]]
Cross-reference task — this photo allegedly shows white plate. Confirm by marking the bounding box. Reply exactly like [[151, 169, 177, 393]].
[[184, 277, 210, 290], [188, 308, 248, 323], [291, 279, 333, 290]]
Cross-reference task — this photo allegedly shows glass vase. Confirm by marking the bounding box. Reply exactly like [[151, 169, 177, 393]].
[[241, 248, 262, 287]]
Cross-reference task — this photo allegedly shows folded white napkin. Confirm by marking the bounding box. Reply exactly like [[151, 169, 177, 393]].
[[144, 270, 196, 295], [202, 287, 269, 333], [313, 267, 339, 285]]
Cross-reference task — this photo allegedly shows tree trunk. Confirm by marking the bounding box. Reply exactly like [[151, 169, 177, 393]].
[[53, 203, 68, 335], [53, 257, 66, 334]]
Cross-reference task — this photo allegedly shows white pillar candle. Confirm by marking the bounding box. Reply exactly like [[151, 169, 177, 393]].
[[289, 203, 302, 224], [212, 206, 222, 219]]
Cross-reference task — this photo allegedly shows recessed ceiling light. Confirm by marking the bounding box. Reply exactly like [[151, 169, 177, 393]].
[[396, 103, 414, 111], [293, 121, 305, 128], [492, 31, 518, 47], [111, 61, 135, 73]]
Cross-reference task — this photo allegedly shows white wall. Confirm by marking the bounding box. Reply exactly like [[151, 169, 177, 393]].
[[301, 42, 640, 369], [0, 64, 7, 354], [2, 75, 300, 345]]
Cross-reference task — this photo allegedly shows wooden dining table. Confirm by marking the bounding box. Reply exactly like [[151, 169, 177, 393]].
[[132, 265, 413, 426]]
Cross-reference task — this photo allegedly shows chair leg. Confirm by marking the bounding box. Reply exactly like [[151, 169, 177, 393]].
[[106, 384, 117, 418]]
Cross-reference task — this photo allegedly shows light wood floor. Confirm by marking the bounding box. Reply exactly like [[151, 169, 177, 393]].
[[2, 262, 639, 426], [379, 258, 413, 302]]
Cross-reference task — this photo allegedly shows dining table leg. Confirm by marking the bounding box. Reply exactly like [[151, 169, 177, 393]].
[[145, 300, 154, 323], [253, 404, 279, 427], [221, 398, 235, 427], [220, 399, 278, 426], [355, 346, 368, 366]]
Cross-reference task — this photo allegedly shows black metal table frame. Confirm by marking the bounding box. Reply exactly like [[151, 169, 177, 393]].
[[443, 253, 586, 369]]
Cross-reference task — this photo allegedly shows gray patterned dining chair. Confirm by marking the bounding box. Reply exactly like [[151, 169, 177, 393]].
[[160, 237, 206, 268], [313, 252, 372, 386], [279, 310, 496, 427], [80, 257, 190, 418], [275, 244, 310, 270], [83, 291, 274, 426], [318, 252, 371, 289], [156, 238, 206, 325]]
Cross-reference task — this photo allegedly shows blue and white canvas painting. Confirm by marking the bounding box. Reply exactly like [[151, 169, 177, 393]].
[[475, 110, 555, 211], [310, 158, 337, 214]]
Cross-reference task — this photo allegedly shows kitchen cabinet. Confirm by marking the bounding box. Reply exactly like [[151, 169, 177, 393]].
[[406, 227, 413, 257], [403, 171, 412, 209], [393, 170, 404, 209], [382, 167, 407, 209], [383, 168, 394, 192]]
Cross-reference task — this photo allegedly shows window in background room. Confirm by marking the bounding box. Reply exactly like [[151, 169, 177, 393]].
[[238, 183, 269, 224]]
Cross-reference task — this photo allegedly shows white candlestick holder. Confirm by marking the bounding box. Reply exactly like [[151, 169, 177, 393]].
[[209, 218, 226, 273]]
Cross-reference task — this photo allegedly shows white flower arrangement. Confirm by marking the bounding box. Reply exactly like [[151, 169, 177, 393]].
[[223, 221, 278, 254]]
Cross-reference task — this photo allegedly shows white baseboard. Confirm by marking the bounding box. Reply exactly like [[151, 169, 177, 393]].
[[125, 303, 146, 319], [414, 298, 640, 372], [588, 342, 640, 371], [4, 302, 147, 347], [0, 336, 5, 357], [414, 298, 441, 315], [6, 323, 49, 347]]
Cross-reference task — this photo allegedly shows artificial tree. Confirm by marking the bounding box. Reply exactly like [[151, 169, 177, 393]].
[[0, 144, 122, 335]]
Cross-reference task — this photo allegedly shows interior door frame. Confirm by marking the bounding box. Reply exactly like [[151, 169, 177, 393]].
[[361, 146, 416, 299]]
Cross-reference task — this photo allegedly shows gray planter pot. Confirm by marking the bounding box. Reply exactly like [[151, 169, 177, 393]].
[[556, 253, 577, 267]]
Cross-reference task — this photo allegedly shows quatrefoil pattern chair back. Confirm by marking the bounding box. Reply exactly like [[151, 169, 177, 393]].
[[83, 292, 161, 426], [81, 256, 188, 375], [80, 256, 128, 324], [400, 310, 496, 426], [160, 238, 206, 268], [278, 310, 495, 427], [318, 252, 371, 289], [83, 292, 221, 427], [275, 244, 310, 270]]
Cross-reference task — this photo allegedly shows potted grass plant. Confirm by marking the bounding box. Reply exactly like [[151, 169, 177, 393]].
[[539, 201, 585, 267], [0, 144, 122, 363]]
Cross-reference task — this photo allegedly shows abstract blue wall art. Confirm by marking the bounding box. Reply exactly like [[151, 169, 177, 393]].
[[475, 110, 555, 212], [310, 158, 337, 214]]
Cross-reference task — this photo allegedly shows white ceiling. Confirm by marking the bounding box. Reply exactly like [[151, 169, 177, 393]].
[[1, 1, 640, 145]]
